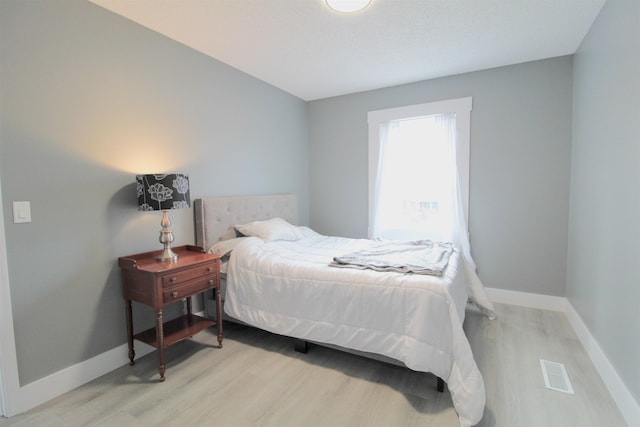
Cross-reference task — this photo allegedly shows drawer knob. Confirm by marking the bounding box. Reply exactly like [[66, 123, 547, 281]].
[[171, 291, 179, 298], [207, 267, 213, 273], [170, 277, 177, 283], [208, 280, 214, 285]]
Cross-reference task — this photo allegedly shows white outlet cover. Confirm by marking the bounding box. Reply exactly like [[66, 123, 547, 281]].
[[12, 201, 31, 223]]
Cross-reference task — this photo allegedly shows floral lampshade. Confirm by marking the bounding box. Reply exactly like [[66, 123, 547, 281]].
[[136, 174, 190, 212]]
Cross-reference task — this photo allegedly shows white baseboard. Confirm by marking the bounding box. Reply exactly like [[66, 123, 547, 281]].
[[564, 303, 639, 427], [4, 310, 208, 416], [486, 287, 639, 427], [485, 287, 567, 311], [5, 342, 153, 417]]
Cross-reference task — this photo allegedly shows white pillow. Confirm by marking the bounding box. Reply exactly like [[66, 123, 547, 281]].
[[297, 226, 320, 238], [235, 217, 303, 242], [207, 237, 247, 258]]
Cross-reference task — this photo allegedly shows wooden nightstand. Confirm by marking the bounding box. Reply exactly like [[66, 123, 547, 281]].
[[118, 245, 222, 381]]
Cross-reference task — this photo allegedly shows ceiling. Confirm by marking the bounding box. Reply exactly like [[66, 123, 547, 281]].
[[89, 0, 605, 101]]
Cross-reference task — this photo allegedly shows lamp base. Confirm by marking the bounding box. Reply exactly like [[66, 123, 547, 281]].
[[157, 210, 178, 262], [156, 247, 178, 262]]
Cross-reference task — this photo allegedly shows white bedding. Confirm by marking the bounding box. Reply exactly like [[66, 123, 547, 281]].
[[223, 233, 495, 427]]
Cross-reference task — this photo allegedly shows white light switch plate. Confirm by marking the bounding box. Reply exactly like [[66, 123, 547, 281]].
[[12, 201, 31, 223]]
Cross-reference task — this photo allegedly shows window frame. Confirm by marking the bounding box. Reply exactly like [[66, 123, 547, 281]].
[[367, 97, 472, 238]]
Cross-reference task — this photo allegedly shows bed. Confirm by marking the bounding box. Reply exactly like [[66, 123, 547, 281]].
[[194, 194, 495, 427]]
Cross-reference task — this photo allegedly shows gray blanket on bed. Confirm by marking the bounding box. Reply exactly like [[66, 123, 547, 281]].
[[330, 240, 454, 276]]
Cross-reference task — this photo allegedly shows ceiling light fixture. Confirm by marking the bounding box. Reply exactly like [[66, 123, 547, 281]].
[[325, 0, 372, 13]]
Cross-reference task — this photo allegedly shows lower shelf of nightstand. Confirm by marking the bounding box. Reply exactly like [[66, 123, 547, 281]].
[[134, 314, 215, 349]]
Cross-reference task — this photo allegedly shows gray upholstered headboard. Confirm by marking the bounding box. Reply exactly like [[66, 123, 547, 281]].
[[194, 194, 298, 251]]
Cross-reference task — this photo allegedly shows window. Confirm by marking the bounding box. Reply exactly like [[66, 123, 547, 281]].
[[368, 97, 475, 266]]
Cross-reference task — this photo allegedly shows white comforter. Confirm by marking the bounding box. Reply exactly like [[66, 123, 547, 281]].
[[224, 234, 494, 427]]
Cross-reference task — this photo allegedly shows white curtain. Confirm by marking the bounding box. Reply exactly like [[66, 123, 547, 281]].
[[371, 113, 476, 269]]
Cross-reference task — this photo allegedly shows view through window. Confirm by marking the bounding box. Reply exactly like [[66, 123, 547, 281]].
[[368, 97, 475, 266]]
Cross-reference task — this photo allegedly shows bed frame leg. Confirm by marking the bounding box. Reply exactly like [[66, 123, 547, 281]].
[[294, 339, 308, 353], [437, 377, 445, 392]]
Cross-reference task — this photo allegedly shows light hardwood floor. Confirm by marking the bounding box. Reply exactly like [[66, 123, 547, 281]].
[[0, 303, 628, 426]]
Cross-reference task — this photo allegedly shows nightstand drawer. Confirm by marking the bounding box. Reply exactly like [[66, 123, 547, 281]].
[[162, 262, 218, 287], [163, 276, 216, 304]]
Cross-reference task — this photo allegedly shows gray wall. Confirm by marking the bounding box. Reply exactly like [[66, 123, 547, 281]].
[[0, 0, 308, 385], [308, 57, 573, 296], [568, 0, 640, 404]]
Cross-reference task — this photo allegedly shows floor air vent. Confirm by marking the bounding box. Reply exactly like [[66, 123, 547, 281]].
[[540, 359, 574, 394]]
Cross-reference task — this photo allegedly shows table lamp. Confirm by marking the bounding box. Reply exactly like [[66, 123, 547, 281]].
[[136, 173, 190, 261]]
